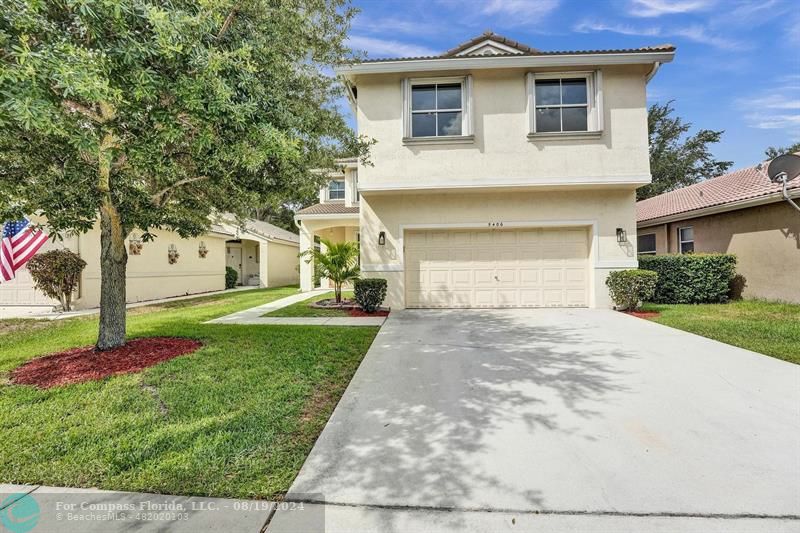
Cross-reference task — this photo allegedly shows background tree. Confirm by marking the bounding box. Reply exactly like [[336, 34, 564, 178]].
[[765, 142, 800, 160], [0, 0, 369, 349], [639, 101, 732, 200]]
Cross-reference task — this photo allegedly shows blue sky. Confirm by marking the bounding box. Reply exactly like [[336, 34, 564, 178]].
[[343, 0, 800, 170]]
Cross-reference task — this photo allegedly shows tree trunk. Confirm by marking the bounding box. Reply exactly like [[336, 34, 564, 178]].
[[334, 283, 342, 304], [96, 199, 128, 350]]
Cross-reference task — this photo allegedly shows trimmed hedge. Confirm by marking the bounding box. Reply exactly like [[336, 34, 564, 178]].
[[354, 278, 388, 313], [606, 269, 658, 311], [225, 266, 238, 289], [638, 254, 737, 304]]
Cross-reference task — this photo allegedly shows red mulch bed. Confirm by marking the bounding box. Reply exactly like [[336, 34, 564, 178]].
[[623, 310, 661, 319], [347, 308, 390, 317], [10, 337, 202, 389]]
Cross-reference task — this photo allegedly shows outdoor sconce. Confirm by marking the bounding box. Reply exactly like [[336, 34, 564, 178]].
[[378, 231, 386, 246], [128, 233, 143, 255], [198, 241, 208, 258], [168, 244, 180, 264], [616, 228, 627, 243]]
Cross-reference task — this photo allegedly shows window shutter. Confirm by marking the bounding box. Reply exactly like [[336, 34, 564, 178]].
[[463, 74, 473, 136], [526, 72, 535, 134], [594, 70, 604, 132], [401, 78, 411, 138]]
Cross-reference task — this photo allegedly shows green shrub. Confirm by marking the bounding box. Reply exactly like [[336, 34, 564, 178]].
[[638, 254, 737, 304], [225, 266, 238, 289], [354, 278, 388, 313], [26, 249, 87, 311], [606, 269, 658, 311]]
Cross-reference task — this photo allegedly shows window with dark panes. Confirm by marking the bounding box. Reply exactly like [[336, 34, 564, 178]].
[[411, 83, 462, 137], [637, 233, 657, 255], [327, 180, 345, 200], [534, 78, 588, 133], [678, 227, 694, 254]]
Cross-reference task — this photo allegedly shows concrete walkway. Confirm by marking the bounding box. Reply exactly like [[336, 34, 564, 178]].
[[0, 286, 256, 320], [272, 308, 800, 532], [205, 289, 386, 326], [0, 484, 275, 532]]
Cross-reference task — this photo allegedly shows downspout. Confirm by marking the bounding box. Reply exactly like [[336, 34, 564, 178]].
[[646, 61, 661, 83]]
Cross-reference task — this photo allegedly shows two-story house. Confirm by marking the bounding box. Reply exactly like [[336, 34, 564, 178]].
[[295, 32, 675, 309]]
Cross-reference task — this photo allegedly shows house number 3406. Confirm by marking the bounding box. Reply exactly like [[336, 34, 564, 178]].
[[488, 222, 504, 227]]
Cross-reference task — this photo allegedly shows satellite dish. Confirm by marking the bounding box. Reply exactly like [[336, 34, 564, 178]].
[[767, 154, 800, 183]]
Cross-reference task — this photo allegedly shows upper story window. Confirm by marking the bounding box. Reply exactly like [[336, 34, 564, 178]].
[[402, 76, 473, 142], [637, 233, 656, 255], [678, 226, 694, 254], [527, 71, 602, 136], [412, 83, 462, 137], [327, 180, 345, 200]]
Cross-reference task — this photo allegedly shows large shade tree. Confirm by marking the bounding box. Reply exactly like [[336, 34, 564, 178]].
[[639, 101, 732, 200], [0, 0, 369, 349]]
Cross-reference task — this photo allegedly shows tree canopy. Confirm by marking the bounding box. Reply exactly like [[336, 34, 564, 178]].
[[765, 142, 800, 160], [639, 101, 732, 200], [0, 0, 369, 348]]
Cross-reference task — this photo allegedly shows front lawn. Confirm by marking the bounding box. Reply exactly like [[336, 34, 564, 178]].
[[264, 291, 355, 317], [642, 299, 800, 364], [0, 286, 378, 499]]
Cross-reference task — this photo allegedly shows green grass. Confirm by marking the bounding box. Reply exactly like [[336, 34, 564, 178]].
[[0, 286, 378, 499], [642, 299, 800, 364], [264, 291, 354, 317]]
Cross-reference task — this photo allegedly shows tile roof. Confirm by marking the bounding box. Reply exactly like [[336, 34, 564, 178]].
[[636, 159, 800, 223], [296, 203, 360, 216], [358, 31, 675, 63], [242, 218, 300, 244]]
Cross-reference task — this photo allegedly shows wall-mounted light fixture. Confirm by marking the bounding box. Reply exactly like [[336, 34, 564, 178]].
[[128, 233, 143, 255], [378, 231, 386, 246], [616, 228, 627, 243], [168, 244, 180, 264]]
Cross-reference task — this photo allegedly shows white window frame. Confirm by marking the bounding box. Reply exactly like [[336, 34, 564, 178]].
[[526, 70, 603, 135], [402, 75, 473, 141], [678, 226, 694, 254], [637, 233, 657, 255], [327, 180, 345, 201]]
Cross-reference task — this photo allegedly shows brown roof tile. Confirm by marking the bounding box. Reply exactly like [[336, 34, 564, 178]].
[[637, 160, 800, 223], [296, 203, 360, 216]]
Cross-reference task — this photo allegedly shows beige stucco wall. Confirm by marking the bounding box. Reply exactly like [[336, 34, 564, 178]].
[[265, 241, 300, 287], [638, 201, 800, 303], [360, 188, 638, 309], [355, 65, 650, 189], [75, 224, 226, 309]]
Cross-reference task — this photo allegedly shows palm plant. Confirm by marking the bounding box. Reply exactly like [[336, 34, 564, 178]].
[[301, 239, 360, 304]]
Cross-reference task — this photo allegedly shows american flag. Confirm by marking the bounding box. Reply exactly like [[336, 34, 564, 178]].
[[1, 219, 48, 282]]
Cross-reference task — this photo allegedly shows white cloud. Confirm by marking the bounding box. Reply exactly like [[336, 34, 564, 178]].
[[629, 0, 713, 17], [573, 19, 747, 50], [347, 36, 438, 59], [737, 85, 800, 132], [480, 0, 560, 25]]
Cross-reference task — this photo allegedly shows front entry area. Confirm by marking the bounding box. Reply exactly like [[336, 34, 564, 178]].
[[404, 227, 589, 308]]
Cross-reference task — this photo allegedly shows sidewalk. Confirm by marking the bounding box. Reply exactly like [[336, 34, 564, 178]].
[[205, 290, 386, 326], [0, 484, 274, 533], [0, 286, 256, 321]]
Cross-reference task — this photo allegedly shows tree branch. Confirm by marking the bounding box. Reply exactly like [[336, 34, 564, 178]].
[[151, 176, 210, 204], [217, 3, 241, 40]]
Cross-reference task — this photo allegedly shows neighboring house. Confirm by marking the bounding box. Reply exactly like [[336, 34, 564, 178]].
[[296, 31, 675, 309], [0, 216, 300, 311], [218, 216, 301, 288], [636, 160, 800, 303]]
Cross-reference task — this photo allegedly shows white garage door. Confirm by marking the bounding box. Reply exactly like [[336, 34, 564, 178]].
[[0, 264, 59, 306], [405, 227, 589, 308]]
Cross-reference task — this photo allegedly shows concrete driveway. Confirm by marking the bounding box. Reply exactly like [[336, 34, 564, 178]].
[[272, 309, 800, 531]]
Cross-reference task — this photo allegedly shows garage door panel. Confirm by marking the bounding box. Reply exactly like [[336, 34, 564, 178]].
[[405, 228, 588, 309]]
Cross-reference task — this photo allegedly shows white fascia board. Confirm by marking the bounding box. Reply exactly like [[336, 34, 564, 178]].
[[358, 175, 651, 193], [636, 190, 799, 228], [294, 213, 359, 221], [335, 51, 674, 77]]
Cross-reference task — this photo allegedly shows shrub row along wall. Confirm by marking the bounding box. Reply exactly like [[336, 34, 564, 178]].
[[638, 254, 737, 304]]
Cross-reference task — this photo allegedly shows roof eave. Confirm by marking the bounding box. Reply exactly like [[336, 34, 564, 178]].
[[637, 189, 800, 227], [335, 50, 675, 78]]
